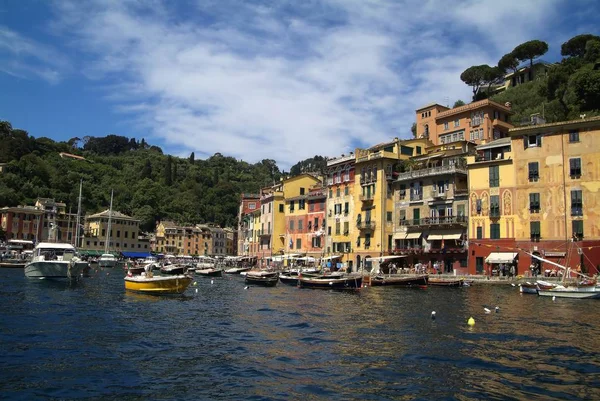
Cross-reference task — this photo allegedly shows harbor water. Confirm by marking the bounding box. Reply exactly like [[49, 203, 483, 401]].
[[1, 268, 600, 400]]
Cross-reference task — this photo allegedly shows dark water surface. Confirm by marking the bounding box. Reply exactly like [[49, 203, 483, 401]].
[[1, 268, 600, 400]]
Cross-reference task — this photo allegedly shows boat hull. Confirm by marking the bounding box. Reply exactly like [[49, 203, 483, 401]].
[[519, 283, 539, 294], [298, 276, 362, 290], [98, 260, 117, 268], [124, 274, 193, 294], [196, 268, 223, 277], [224, 266, 252, 274], [538, 287, 600, 299], [279, 274, 299, 286], [429, 278, 464, 287], [25, 261, 88, 280], [370, 274, 428, 287], [245, 275, 279, 287]]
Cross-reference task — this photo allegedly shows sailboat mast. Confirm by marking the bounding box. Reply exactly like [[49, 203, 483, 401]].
[[105, 190, 114, 254], [75, 179, 83, 248]]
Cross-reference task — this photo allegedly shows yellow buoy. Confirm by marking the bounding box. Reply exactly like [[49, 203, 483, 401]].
[[467, 317, 475, 326]]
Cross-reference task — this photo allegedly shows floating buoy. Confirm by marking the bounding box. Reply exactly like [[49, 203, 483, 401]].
[[211, 279, 214, 285], [511, 283, 516, 287], [195, 288, 198, 293], [552, 296, 556, 301], [193, 281, 197, 286], [484, 308, 491, 314], [431, 311, 436, 320], [244, 286, 249, 290], [467, 317, 475, 326], [495, 306, 500, 312], [106, 272, 110, 276]]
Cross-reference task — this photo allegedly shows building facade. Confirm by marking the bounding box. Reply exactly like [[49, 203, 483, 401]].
[[237, 194, 259, 256], [84, 209, 146, 253]]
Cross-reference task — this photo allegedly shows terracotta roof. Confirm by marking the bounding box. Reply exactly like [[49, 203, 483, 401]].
[[88, 209, 138, 220], [436, 99, 513, 119]]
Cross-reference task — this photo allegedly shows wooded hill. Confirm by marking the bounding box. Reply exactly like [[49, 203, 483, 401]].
[[0, 121, 286, 232]]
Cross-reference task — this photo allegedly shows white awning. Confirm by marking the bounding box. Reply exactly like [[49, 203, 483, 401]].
[[392, 232, 406, 240], [405, 232, 422, 239], [443, 233, 462, 240], [321, 255, 342, 261], [485, 252, 518, 264], [427, 234, 444, 240], [377, 255, 408, 262]]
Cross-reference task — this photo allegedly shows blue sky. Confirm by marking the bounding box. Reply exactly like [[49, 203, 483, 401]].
[[1, 0, 599, 169]]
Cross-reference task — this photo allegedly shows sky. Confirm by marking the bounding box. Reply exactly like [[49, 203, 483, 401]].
[[1, 0, 599, 169]]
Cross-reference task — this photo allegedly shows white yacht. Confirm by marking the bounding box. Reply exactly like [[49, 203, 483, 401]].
[[25, 242, 88, 280]]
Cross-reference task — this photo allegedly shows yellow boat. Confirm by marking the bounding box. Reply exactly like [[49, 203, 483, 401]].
[[124, 273, 193, 294]]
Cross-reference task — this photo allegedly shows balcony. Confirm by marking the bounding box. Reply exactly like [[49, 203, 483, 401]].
[[454, 188, 468, 196], [360, 194, 374, 202], [259, 230, 272, 237], [396, 164, 467, 181], [356, 220, 376, 230], [430, 190, 447, 200], [409, 193, 423, 202], [401, 216, 468, 227]]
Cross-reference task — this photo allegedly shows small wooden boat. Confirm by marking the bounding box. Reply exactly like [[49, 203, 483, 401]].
[[124, 273, 193, 294], [196, 268, 223, 277], [224, 266, 252, 274], [279, 272, 299, 286], [245, 271, 279, 287], [429, 277, 464, 287], [519, 280, 557, 294], [298, 275, 362, 290], [370, 274, 428, 287]]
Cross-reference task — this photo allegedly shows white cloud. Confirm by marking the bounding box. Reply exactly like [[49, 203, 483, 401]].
[[30, 0, 572, 167]]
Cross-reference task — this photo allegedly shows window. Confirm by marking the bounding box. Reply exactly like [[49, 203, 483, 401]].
[[400, 184, 406, 200], [476, 199, 482, 214], [528, 162, 539, 181], [344, 186, 349, 195], [343, 222, 349, 235], [289, 221, 295, 232], [571, 190, 583, 216], [476, 226, 483, 239], [529, 193, 540, 213], [279, 204, 284, 213], [490, 223, 500, 239], [454, 119, 460, 127], [416, 146, 422, 154], [489, 166, 499, 187], [399, 210, 406, 224], [335, 221, 340, 235], [249, 202, 256, 210], [300, 188, 305, 195], [364, 233, 371, 248], [570, 158, 581, 178], [336, 188, 341, 197], [490, 195, 500, 217], [386, 211, 392, 222], [344, 202, 349, 215], [290, 201, 295, 212], [329, 189, 333, 198], [572, 220, 584, 240], [298, 220, 303, 231], [530, 221, 541, 241], [328, 226, 331, 235], [444, 122, 449, 130], [569, 130, 579, 143], [524, 134, 542, 148]]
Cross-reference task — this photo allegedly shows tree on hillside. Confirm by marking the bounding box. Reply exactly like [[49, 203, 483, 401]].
[[484, 66, 505, 95], [165, 156, 172, 186], [453, 100, 466, 108], [460, 65, 490, 100], [141, 159, 152, 179], [67, 137, 81, 149], [566, 66, 600, 112], [410, 122, 417, 137], [498, 52, 519, 74], [189, 152, 195, 163], [561, 34, 600, 58], [512, 40, 549, 80], [585, 39, 600, 63]]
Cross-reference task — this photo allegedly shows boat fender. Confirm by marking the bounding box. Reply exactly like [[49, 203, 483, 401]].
[[467, 317, 475, 326], [431, 311, 436, 320]]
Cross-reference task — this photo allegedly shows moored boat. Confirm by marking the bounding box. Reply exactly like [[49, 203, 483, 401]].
[[124, 273, 193, 294], [538, 284, 600, 299], [160, 264, 187, 275], [245, 271, 279, 287], [25, 242, 88, 281], [298, 275, 362, 290], [279, 272, 299, 286], [98, 253, 118, 268], [224, 266, 252, 274], [428, 277, 465, 287], [196, 268, 223, 277], [370, 274, 428, 287]]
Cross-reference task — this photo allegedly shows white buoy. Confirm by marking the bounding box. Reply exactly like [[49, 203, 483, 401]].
[[484, 308, 491, 314], [211, 279, 214, 285], [244, 286, 249, 290], [511, 283, 516, 287], [195, 288, 198, 293], [193, 281, 197, 286], [495, 306, 500, 312], [431, 311, 436, 320], [552, 296, 556, 301]]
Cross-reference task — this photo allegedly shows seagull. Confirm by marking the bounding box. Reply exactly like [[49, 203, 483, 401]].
[[244, 286, 249, 290], [484, 308, 491, 314], [431, 311, 436, 320]]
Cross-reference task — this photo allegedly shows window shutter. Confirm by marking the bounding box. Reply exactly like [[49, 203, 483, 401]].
[[536, 135, 542, 147], [524, 136, 528, 149]]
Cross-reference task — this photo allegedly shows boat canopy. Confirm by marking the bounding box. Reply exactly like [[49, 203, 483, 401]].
[[485, 252, 518, 264], [35, 242, 76, 250], [121, 251, 152, 258]]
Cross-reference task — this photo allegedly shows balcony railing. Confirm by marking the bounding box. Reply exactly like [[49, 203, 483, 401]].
[[356, 220, 376, 230], [431, 190, 447, 199], [396, 164, 468, 181], [399, 216, 468, 227], [410, 193, 423, 202], [359, 194, 374, 201]]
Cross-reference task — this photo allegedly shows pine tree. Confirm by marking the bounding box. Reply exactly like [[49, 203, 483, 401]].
[[165, 156, 172, 186], [189, 152, 195, 163]]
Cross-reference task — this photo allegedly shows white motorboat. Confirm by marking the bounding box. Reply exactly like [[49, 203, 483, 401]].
[[98, 253, 118, 268], [25, 242, 88, 280]]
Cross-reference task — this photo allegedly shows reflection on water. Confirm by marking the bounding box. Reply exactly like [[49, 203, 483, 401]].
[[1, 268, 600, 400]]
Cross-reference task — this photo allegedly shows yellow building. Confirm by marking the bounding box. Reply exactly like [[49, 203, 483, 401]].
[[248, 209, 261, 260], [509, 116, 600, 276], [353, 137, 431, 271], [466, 137, 517, 275], [154, 220, 183, 255], [325, 153, 355, 269], [257, 182, 285, 265], [84, 209, 147, 254], [283, 174, 322, 261]]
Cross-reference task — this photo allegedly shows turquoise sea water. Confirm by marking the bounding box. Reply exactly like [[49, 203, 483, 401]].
[[1, 268, 599, 400]]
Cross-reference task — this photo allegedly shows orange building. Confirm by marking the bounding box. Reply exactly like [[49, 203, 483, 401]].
[[415, 99, 513, 146]]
